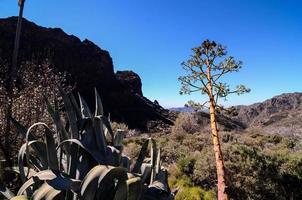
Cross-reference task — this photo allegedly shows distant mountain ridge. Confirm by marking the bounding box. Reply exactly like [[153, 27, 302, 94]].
[[169, 107, 194, 112], [233, 92, 302, 137], [170, 93, 302, 137]]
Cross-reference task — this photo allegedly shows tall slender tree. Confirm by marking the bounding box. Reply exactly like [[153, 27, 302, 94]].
[[179, 40, 250, 200], [3, 0, 26, 166]]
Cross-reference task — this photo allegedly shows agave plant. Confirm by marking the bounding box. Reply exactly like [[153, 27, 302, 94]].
[[0, 89, 173, 200]]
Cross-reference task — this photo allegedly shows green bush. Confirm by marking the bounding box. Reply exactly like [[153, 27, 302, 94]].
[[157, 130, 302, 200], [177, 156, 196, 175], [172, 113, 200, 140], [175, 186, 202, 200]]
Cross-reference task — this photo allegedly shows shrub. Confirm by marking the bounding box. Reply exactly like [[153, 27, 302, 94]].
[[175, 186, 202, 200], [0, 61, 71, 161], [169, 174, 215, 200], [110, 121, 129, 133], [177, 156, 196, 175], [172, 112, 200, 141], [158, 130, 302, 200]]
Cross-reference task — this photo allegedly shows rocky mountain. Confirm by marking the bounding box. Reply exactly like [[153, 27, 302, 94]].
[[0, 17, 173, 130], [233, 92, 302, 137], [170, 93, 302, 136]]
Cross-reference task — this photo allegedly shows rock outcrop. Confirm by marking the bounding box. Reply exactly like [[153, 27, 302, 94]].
[[0, 17, 173, 130]]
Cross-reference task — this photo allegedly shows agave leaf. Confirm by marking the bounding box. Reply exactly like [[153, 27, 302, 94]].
[[44, 124, 59, 170], [113, 130, 125, 147], [11, 117, 46, 158], [10, 117, 31, 139], [31, 183, 62, 200], [32, 182, 58, 200], [26, 123, 59, 170], [43, 95, 69, 143], [45, 188, 62, 200], [56, 90, 78, 176], [10, 196, 28, 200], [92, 117, 107, 156], [3, 166, 36, 179], [28, 155, 45, 172], [112, 180, 127, 200], [17, 170, 57, 196], [59, 88, 78, 139], [18, 141, 46, 182], [79, 118, 120, 166], [100, 115, 114, 143], [126, 177, 142, 200], [57, 139, 99, 164], [94, 88, 104, 116], [140, 163, 152, 184], [77, 118, 94, 147], [78, 93, 92, 118], [150, 139, 158, 184], [17, 170, 81, 196], [105, 146, 121, 166], [69, 92, 82, 120], [131, 139, 150, 173], [144, 183, 170, 200], [0, 180, 15, 199], [151, 169, 170, 193], [80, 165, 128, 200], [67, 145, 79, 183], [121, 156, 130, 170], [145, 182, 171, 200], [155, 147, 161, 176]]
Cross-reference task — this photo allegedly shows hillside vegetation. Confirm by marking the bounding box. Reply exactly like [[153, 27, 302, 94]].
[[124, 112, 302, 200]]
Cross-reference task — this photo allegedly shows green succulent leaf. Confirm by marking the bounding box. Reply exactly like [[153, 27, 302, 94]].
[[150, 139, 158, 184], [18, 141, 46, 182], [59, 88, 78, 139], [26, 123, 59, 170], [127, 177, 142, 200], [31, 182, 61, 200], [10, 196, 28, 200], [43, 95, 69, 143], [132, 139, 150, 173], [141, 163, 152, 184], [69, 92, 82, 120], [114, 130, 125, 147], [80, 165, 128, 200], [17, 170, 81, 196], [94, 88, 104, 116], [78, 93, 92, 118], [100, 116, 114, 143], [11, 117, 47, 160]]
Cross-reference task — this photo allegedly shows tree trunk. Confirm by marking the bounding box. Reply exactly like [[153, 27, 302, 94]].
[[205, 59, 229, 200], [209, 98, 229, 200]]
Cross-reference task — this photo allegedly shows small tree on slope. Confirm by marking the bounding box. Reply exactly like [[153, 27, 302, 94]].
[[178, 40, 250, 200]]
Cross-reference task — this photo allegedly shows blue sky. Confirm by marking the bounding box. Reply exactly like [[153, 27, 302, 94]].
[[1, 0, 302, 107]]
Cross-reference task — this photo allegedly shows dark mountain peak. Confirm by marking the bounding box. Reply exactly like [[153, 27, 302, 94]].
[[0, 16, 173, 130], [115, 70, 143, 96]]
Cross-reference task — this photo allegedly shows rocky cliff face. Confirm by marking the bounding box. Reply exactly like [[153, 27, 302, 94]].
[[0, 17, 173, 130]]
